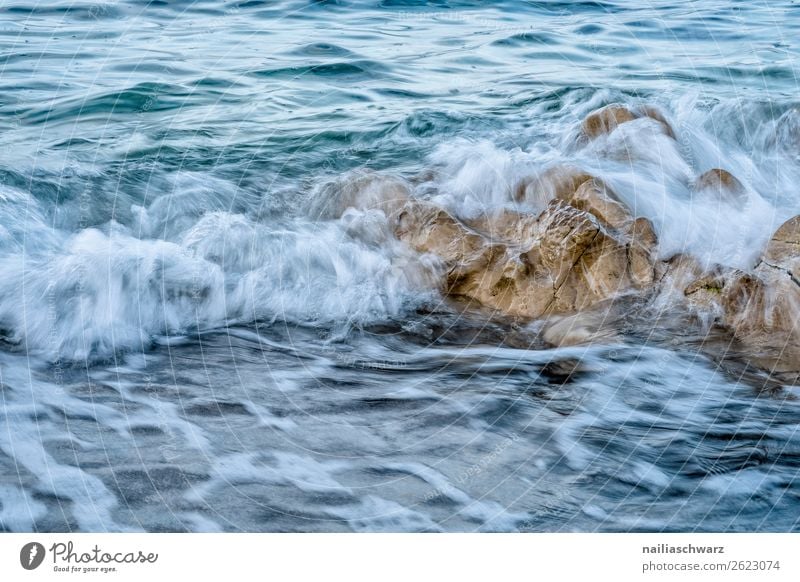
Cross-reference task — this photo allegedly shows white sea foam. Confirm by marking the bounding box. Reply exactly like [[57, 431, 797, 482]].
[[0, 96, 798, 365], [425, 97, 799, 271], [0, 209, 440, 361]]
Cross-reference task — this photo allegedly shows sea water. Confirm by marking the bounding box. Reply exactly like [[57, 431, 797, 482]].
[[0, 0, 799, 532]]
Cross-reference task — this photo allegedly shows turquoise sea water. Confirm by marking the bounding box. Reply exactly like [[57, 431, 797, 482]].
[[0, 1, 799, 532]]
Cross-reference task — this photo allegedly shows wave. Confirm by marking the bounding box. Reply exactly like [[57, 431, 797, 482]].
[[0, 191, 440, 361], [1, 91, 799, 362], [426, 94, 800, 270]]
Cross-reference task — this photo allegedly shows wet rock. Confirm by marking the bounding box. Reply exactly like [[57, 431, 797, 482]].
[[541, 310, 621, 347], [639, 105, 677, 140], [683, 265, 744, 318], [393, 200, 488, 265], [396, 198, 658, 319], [581, 104, 675, 141], [647, 253, 723, 327], [582, 105, 638, 139], [514, 164, 593, 206], [735, 218, 800, 370], [626, 217, 659, 288], [681, 216, 800, 372], [714, 269, 799, 371], [311, 172, 411, 220], [769, 108, 800, 153], [763, 215, 800, 268], [657, 254, 705, 291], [694, 168, 744, 194], [328, 172, 800, 379], [570, 179, 631, 229], [514, 166, 632, 230], [693, 168, 747, 206], [463, 208, 541, 246], [544, 207, 634, 315]]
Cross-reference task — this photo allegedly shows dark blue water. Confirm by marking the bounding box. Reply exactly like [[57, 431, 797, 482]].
[[0, 1, 799, 532]]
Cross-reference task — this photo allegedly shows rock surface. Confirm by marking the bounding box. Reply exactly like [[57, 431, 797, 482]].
[[735, 216, 800, 370], [514, 165, 631, 230], [515, 165, 593, 206], [693, 168, 747, 206], [311, 172, 411, 220], [582, 105, 638, 139], [391, 191, 657, 320], [581, 104, 675, 140], [320, 105, 800, 380], [569, 179, 632, 229], [679, 216, 800, 372]]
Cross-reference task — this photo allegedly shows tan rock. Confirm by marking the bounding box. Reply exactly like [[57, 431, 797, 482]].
[[639, 105, 676, 139], [463, 209, 541, 246], [582, 105, 638, 140], [658, 254, 704, 289], [648, 253, 709, 316], [683, 265, 744, 317], [514, 166, 635, 229], [763, 215, 800, 268], [719, 271, 768, 334], [311, 172, 411, 220], [548, 226, 631, 314], [680, 216, 800, 372], [581, 104, 675, 141], [393, 200, 486, 264], [693, 168, 747, 206], [570, 179, 631, 229], [626, 217, 659, 289], [694, 168, 743, 193], [400, 199, 658, 319], [714, 268, 800, 372], [514, 164, 593, 205]]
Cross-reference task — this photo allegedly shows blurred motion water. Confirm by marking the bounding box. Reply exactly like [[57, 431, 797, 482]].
[[0, 0, 799, 532]]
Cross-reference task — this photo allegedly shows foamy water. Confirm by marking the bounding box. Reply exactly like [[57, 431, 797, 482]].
[[0, 0, 799, 532]]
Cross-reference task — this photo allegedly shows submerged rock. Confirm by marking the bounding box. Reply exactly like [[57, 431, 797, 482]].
[[514, 164, 593, 206], [681, 216, 800, 372], [541, 310, 621, 347], [639, 105, 677, 140], [693, 168, 747, 206], [763, 215, 800, 266], [310, 172, 411, 220], [582, 105, 638, 139], [769, 108, 800, 154], [581, 104, 675, 141]]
